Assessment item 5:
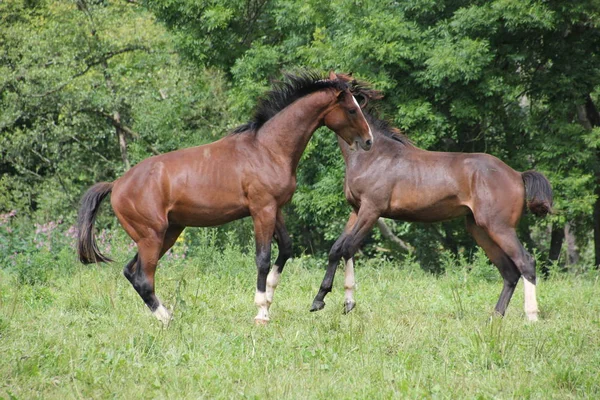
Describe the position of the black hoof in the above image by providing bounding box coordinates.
[343,300,356,314]
[310,300,326,312]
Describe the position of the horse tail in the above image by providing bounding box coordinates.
[77,182,114,264]
[521,170,553,217]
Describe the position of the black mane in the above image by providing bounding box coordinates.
[364,112,414,147]
[232,71,348,134]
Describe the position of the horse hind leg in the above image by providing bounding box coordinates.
[124,226,183,325]
[343,257,356,314]
[475,219,539,321]
[466,215,521,317]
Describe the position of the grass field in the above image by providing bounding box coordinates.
[1,241,599,399]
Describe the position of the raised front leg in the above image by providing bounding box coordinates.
[311,207,379,312]
[251,205,277,324]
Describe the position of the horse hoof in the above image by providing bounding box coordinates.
[310,300,325,312]
[254,317,270,326]
[153,304,172,326]
[343,300,356,314]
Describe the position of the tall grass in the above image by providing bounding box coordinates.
[1,233,599,399]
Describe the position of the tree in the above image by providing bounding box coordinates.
[0,0,230,222]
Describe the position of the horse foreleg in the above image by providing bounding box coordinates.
[251,205,277,324]
[266,210,292,305]
[311,207,378,313]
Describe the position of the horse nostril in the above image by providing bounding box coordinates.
[365,139,372,147]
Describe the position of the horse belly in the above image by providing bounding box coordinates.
[386,194,470,223]
[168,201,250,227]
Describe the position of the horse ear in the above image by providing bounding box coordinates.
[329,70,337,81]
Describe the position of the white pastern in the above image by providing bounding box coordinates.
[523,278,539,321]
[266,267,281,305]
[153,304,172,325]
[254,290,270,322]
[344,258,356,304]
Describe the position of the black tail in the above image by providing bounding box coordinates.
[521,171,553,217]
[77,182,114,264]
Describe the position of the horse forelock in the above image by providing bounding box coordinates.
[231,70,348,134]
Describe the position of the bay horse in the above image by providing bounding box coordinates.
[310,112,552,321]
[77,71,374,325]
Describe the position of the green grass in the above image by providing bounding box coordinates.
[1,245,599,399]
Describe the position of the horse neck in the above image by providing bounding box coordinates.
[255,90,336,172]
[337,129,411,166]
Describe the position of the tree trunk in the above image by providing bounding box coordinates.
[577,95,600,267]
[113,111,131,170]
[586,97,600,268]
[80,1,131,170]
[544,224,564,277]
[376,219,413,253]
[564,222,579,266]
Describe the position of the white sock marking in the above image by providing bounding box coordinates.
[523,278,539,321]
[153,304,171,325]
[266,267,281,304]
[344,258,356,304]
[254,290,270,322]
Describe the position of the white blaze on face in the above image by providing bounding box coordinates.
[254,290,270,322]
[153,304,172,325]
[523,278,539,321]
[266,267,281,305]
[344,258,356,304]
[352,96,373,141]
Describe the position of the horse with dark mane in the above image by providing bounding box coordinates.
[77,71,374,324]
[310,110,552,321]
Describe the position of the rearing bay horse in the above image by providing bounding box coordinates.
[77,71,373,324]
[310,112,552,321]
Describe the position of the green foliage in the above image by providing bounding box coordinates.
[4,0,600,268]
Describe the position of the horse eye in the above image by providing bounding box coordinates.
[348,108,357,115]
